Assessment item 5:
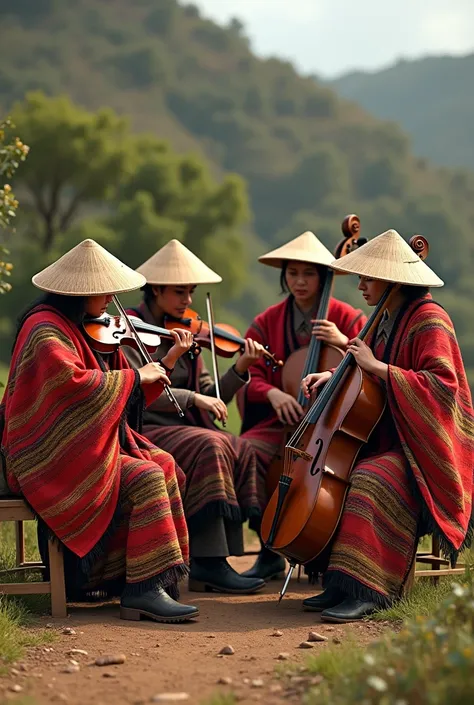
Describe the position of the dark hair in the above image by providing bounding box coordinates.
[142,284,166,305]
[400,285,430,301]
[13,293,87,353]
[280,260,328,295]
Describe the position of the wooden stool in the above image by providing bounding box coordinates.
[0,498,67,617]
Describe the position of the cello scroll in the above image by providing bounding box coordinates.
[334,214,367,260]
[408,234,429,261]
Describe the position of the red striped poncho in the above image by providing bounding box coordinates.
[1,305,179,559]
[376,296,474,554]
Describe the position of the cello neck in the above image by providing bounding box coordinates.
[297,270,334,405]
[294,284,396,432]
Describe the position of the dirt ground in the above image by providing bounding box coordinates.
[0,554,389,705]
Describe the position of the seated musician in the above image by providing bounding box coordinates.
[238,231,366,581]
[301,229,474,622]
[0,239,200,623]
[123,239,266,595]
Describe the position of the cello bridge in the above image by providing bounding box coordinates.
[286,446,313,462]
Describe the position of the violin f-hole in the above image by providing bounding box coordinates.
[309,438,324,476]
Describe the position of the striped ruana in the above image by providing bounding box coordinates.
[325,296,474,606]
[1,305,189,591]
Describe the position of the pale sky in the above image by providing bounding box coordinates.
[194,0,474,77]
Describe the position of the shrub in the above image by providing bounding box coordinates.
[306,577,474,704]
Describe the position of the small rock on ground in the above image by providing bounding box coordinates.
[216,677,233,685]
[271,630,283,637]
[151,694,190,703]
[298,641,314,649]
[218,645,235,655]
[94,654,126,666]
[277,653,290,660]
[62,628,76,635]
[308,631,328,643]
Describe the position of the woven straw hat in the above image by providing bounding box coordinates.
[258,231,334,269]
[330,229,444,287]
[32,239,146,295]
[136,239,222,285]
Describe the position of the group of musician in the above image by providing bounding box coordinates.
[1,218,472,624]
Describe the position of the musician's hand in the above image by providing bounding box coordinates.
[267,388,304,425]
[194,393,228,423]
[301,370,333,399]
[312,319,349,348]
[235,338,266,374]
[138,362,171,386]
[162,328,194,368]
[347,338,388,380]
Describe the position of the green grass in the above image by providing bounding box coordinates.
[373,551,474,623]
[0,597,55,672]
[304,637,365,680]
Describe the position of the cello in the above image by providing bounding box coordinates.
[265,214,366,495]
[261,235,430,598]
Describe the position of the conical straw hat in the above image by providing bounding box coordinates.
[136,239,222,285]
[329,229,444,287]
[258,231,334,269]
[32,239,146,296]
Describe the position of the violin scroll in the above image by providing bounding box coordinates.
[408,234,429,261]
[334,214,367,259]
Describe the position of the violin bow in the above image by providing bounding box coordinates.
[113,296,184,418]
[205,292,226,428]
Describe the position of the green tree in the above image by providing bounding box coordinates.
[0,118,29,293]
[10,92,131,252]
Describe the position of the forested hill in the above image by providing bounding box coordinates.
[330,54,474,171]
[1,0,474,372]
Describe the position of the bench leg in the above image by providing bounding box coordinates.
[15,521,25,566]
[47,539,67,618]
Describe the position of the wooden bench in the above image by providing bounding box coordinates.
[415,535,465,582]
[0,497,67,618]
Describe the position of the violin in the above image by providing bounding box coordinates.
[261,234,430,600]
[83,298,185,417]
[84,313,201,359]
[265,214,366,496]
[164,308,283,371]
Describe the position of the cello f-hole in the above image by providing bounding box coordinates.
[309,438,324,476]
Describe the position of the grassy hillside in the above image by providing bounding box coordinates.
[0,1,474,371]
[330,54,474,171]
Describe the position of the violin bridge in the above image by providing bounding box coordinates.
[286,446,313,462]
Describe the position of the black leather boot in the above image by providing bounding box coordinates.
[189,557,265,594]
[302,587,346,612]
[240,548,286,581]
[120,587,199,623]
[321,598,377,622]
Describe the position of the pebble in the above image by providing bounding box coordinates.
[271,630,283,637]
[151,694,190,703]
[269,684,283,694]
[69,659,79,666]
[10,669,20,676]
[62,665,80,674]
[325,626,335,632]
[18,664,28,672]
[218,645,235,655]
[251,679,264,688]
[277,652,290,660]
[298,641,314,649]
[206,634,216,639]
[102,672,117,679]
[9,685,23,693]
[242,678,250,685]
[67,649,88,657]
[308,631,328,643]
[62,627,76,635]
[332,638,342,645]
[217,677,233,685]
[94,654,126,666]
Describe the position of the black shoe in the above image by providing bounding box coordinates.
[321,598,377,623]
[302,587,346,612]
[120,587,199,623]
[189,558,265,594]
[240,549,286,581]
